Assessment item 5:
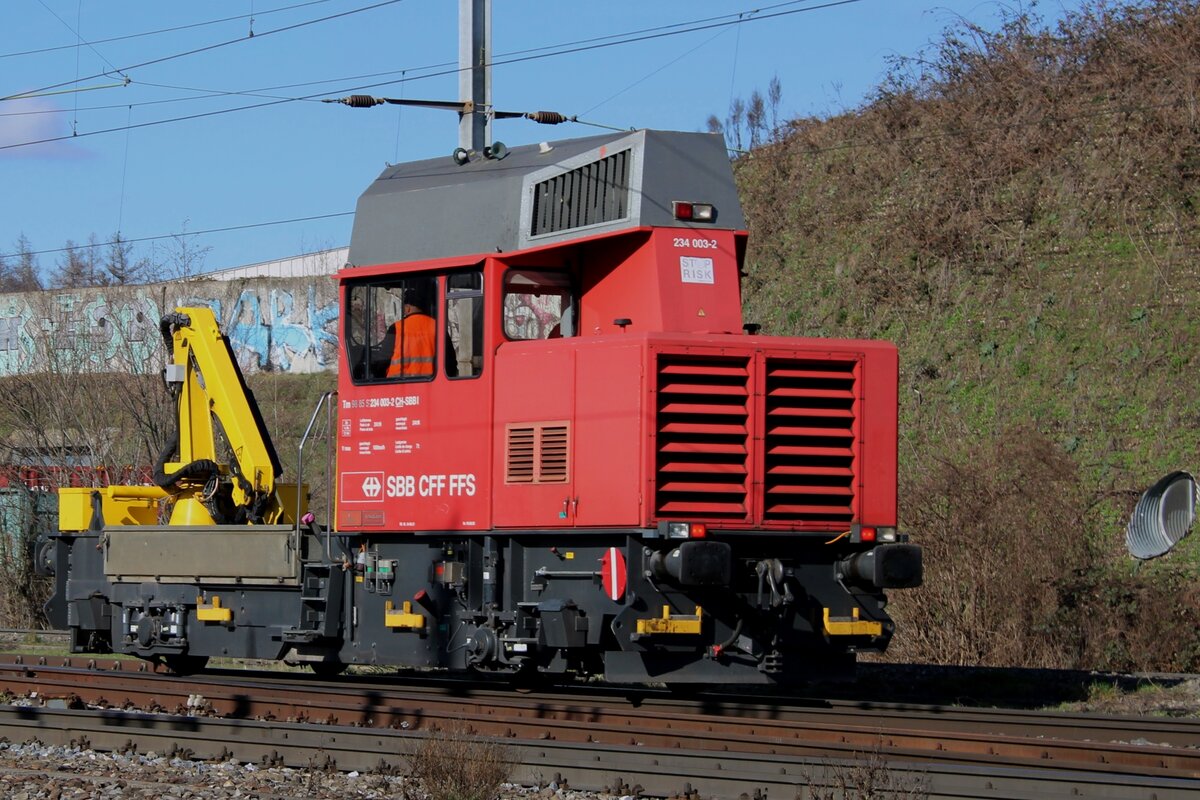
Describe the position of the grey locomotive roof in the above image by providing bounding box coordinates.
[347,129,745,268]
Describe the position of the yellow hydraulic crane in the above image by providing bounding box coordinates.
[156,307,285,525]
[59,307,301,531]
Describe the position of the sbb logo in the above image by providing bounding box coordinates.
[340,471,385,504]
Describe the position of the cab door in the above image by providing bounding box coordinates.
[337,267,491,532]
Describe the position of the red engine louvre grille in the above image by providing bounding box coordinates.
[505,423,570,484]
[763,356,859,525]
[653,354,751,520]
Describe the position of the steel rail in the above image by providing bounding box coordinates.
[3,654,1196,749]
[0,706,1196,800]
[0,659,1197,783]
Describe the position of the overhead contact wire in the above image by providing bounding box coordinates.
[1,0,408,102]
[0,0,335,60]
[0,211,355,260]
[0,0,862,147]
[0,1,845,119]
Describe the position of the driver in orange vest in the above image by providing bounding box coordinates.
[386,290,436,377]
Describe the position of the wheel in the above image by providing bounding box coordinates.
[310,660,347,678]
[161,655,209,675]
[34,538,56,577]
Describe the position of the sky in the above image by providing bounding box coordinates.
[0,0,1085,278]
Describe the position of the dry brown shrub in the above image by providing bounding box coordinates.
[886,427,1200,673]
[888,428,1094,667]
[405,723,513,800]
[1066,561,1200,673]
[802,740,929,800]
[0,367,172,628]
[738,0,1200,318]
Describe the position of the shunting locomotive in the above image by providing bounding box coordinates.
[38,128,921,683]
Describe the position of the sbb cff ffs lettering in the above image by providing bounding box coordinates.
[386,473,476,497]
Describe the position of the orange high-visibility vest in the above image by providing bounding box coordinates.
[387,312,436,377]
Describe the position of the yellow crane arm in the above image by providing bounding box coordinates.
[158,306,284,524]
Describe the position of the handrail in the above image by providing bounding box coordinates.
[296,390,338,562]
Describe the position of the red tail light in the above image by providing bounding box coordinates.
[860,526,877,543]
[689,523,708,539]
[672,201,715,222]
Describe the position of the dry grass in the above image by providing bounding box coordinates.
[1059,678,1200,716]
[802,741,929,800]
[739,0,1200,315]
[887,428,1200,671]
[404,723,513,800]
[888,429,1093,667]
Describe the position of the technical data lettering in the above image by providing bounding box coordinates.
[387,473,476,498]
[342,395,421,410]
[679,256,715,285]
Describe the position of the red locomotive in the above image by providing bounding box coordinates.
[41,129,920,683]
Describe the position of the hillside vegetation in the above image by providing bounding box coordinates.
[733,0,1200,670]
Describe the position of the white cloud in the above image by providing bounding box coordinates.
[0,97,89,158]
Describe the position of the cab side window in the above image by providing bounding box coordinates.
[502,269,575,340]
[346,276,438,382]
[446,271,484,379]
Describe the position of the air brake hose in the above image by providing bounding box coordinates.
[714,617,745,653]
[159,312,190,351]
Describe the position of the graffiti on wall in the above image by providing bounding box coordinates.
[0,278,339,377]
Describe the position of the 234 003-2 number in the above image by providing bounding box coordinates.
[673,237,718,250]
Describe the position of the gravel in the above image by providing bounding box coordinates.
[0,741,618,800]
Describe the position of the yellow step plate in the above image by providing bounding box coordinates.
[385,600,425,630]
[196,595,233,623]
[636,605,703,635]
[822,607,881,637]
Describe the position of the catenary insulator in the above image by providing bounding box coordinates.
[525,111,569,125]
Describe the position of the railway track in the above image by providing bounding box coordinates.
[0,655,1196,799]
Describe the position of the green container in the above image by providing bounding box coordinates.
[0,488,59,551]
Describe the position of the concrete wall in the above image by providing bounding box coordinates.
[0,276,339,377]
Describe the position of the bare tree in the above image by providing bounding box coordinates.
[104,233,152,285]
[52,235,105,288]
[767,74,782,131]
[50,233,156,288]
[747,89,766,149]
[727,96,746,151]
[710,76,784,153]
[155,221,212,281]
[0,235,43,293]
